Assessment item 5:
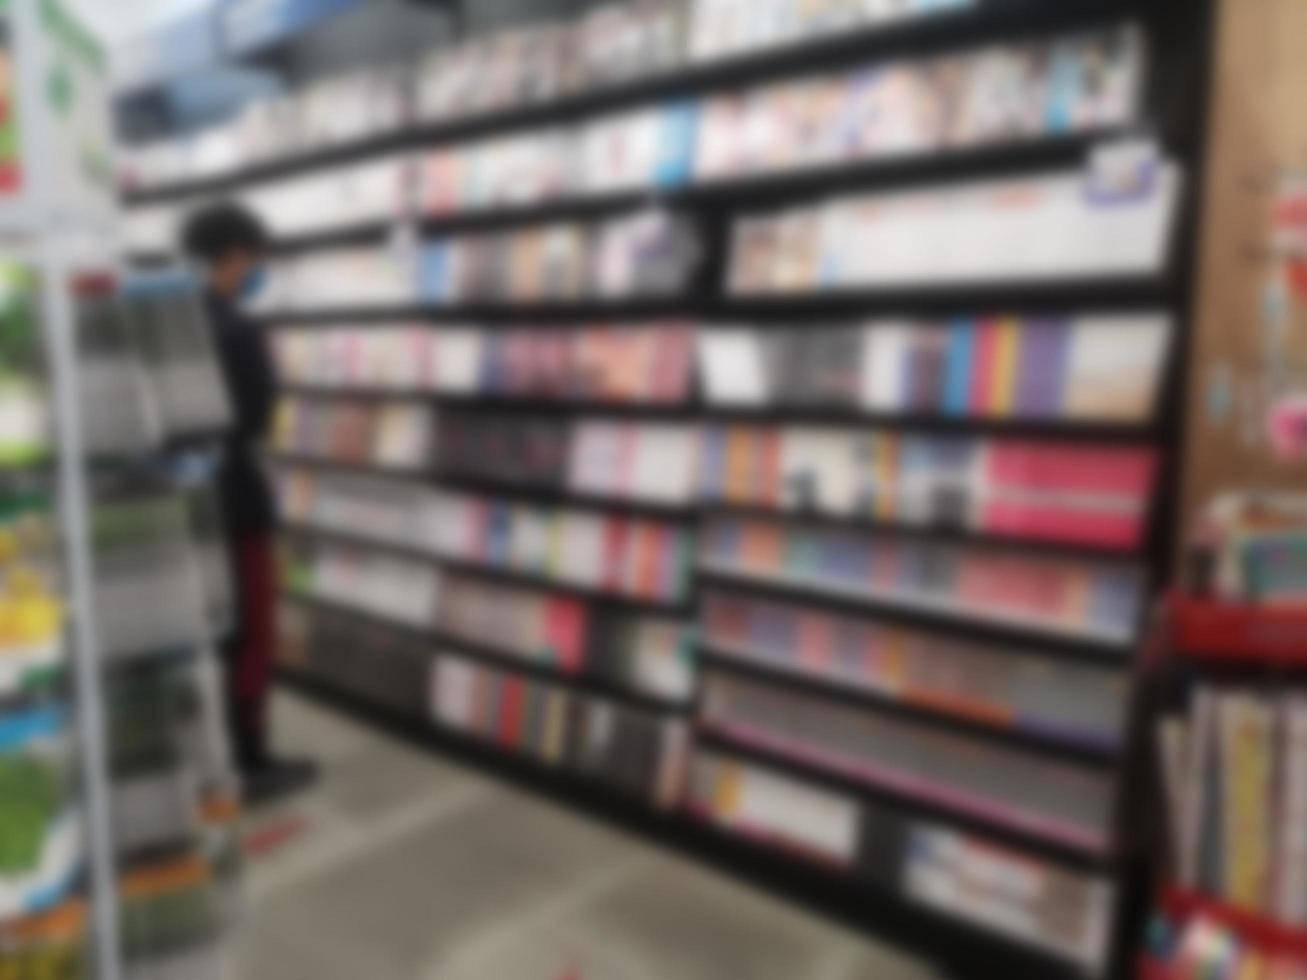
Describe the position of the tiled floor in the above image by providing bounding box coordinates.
[234,692,943,980]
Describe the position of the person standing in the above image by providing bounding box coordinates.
[182,203,315,805]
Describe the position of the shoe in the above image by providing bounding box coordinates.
[241,757,319,808]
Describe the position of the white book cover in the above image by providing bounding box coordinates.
[1218,692,1274,910]
[735,764,861,863]
[634,425,700,504]
[698,329,769,405]
[568,421,624,497]
[1064,315,1173,421]
[1278,697,1307,924]
[558,514,606,587]
[861,322,911,411]
[510,507,552,576]
[431,329,485,393]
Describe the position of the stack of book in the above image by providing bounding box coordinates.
[475,325,696,402]
[274,322,697,404]
[570,422,700,505]
[423,492,693,603]
[687,750,1113,970]
[686,0,971,63]
[1159,687,1307,922]
[430,651,689,806]
[420,210,701,304]
[437,412,571,489]
[699,515,1146,643]
[698,316,1172,422]
[728,165,1183,294]
[698,425,1158,549]
[423,102,697,214]
[261,248,418,313]
[701,589,1127,748]
[242,156,413,239]
[277,601,437,720]
[699,670,1114,849]
[272,396,434,471]
[695,25,1142,182]
[285,540,440,628]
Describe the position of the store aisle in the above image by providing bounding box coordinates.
[233,692,941,980]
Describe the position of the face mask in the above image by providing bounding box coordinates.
[240,265,268,301]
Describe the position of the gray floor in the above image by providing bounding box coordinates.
[235,692,943,980]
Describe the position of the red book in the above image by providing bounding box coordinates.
[544,599,589,673]
[797,611,832,671]
[499,677,526,748]
[757,427,783,508]
[969,319,1000,415]
[602,516,630,594]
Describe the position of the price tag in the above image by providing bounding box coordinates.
[1085,137,1160,204]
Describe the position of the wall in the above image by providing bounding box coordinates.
[1178,0,1307,546]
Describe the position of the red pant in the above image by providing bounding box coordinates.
[227,533,276,768]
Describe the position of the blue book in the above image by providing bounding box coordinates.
[655,101,699,189]
[699,425,727,501]
[942,319,976,416]
[418,242,451,302]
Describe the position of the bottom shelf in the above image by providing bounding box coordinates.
[277,661,1115,980]
[1143,886,1307,979]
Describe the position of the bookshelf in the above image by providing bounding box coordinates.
[1140,597,1307,978]
[119,0,1216,976]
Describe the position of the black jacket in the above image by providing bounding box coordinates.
[206,293,278,535]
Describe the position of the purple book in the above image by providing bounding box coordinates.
[1014,319,1071,419]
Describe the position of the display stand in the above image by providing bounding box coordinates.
[118,0,1217,976]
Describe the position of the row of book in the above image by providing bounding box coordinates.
[274,409,701,505]
[700,425,1158,550]
[282,540,696,705]
[699,516,1146,643]
[686,0,971,63]
[271,313,1170,425]
[126,19,1141,253]
[285,541,440,628]
[285,475,693,603]
[120,0,972,190]
[273,396,1160,548]
[418,24,1140,213]
[255,162,1181,312]
[1159,686,1307,922]
[257,211,703,311]
[272,397,433,471]
[700,671,1114,850]
[430,652,690,808]
[700,589,1127,748]
[274,323,696,405]
[688,750,1112,970]
[693,24,1141,182]
[698,316,1172,423]
[277,599,434,719]
[442,414,700,506]
[418,211,702,305]
[729,164,1183,294]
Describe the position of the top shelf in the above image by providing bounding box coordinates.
[1167,596,1307,667]
[119,0,1137,206]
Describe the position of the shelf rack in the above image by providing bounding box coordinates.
[121,0,1218,975]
